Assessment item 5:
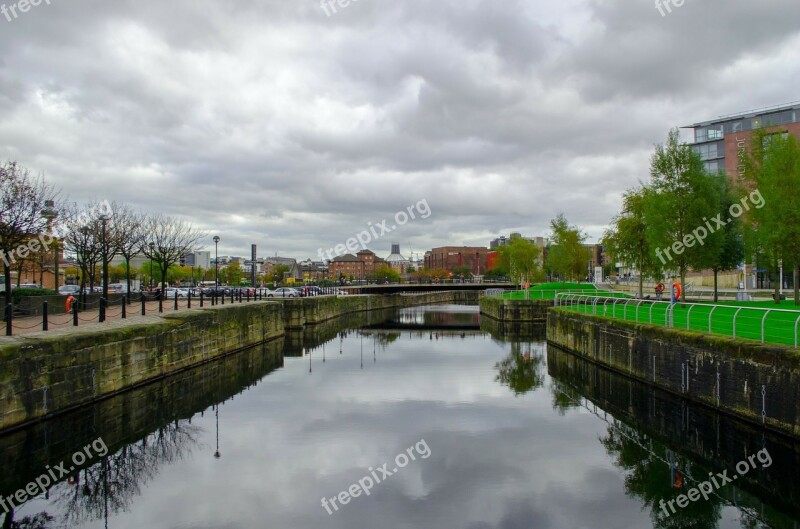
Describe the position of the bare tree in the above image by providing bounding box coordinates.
[61,203,103,305]
[139,215,205,289]
[110,204,144,296]
[0,162,59,308]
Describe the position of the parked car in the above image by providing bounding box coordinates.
[58,285,80,295]
[163,288,188,298]
[300,286,323,297]
[267,287,300,298]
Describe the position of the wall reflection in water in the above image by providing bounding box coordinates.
[548,344,800,529]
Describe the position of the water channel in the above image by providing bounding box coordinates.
[1,305,798,528]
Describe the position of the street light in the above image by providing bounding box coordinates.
[41,200,58,291]
[213,236,220,289]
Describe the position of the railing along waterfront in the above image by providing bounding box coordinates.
[555,293,800,348]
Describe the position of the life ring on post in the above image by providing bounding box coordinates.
[672,282,682,300]
[65,295,76,312]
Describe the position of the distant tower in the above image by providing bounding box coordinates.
[391,243,400,255]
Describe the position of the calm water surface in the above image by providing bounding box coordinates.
[2,305,798,529]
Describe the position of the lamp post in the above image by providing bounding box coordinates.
[149,243,155,288]
[213,236,220,289]
[41,200,58,291]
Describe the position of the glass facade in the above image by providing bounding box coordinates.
[689,104,800,176]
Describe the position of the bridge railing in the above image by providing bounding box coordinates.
[554,293,800,348]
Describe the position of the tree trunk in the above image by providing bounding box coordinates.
[125,257,132,298]
[680,268,686,302]
[773,263,780,304]
[3,267,12,313]
[638,250,644,299]
[713,269,718,303]
[794,266,799,306]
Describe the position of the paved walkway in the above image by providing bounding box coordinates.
[4,297,276,338]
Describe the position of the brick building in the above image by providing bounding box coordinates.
[424,247,488,275]
[329,254,365,280]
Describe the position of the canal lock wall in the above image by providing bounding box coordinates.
[0,291,477,433]
[547,308,800,438]
[479,296,552,323]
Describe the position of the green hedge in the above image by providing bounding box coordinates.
[11,288,56,304]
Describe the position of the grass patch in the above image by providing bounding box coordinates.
[561,297,800,347]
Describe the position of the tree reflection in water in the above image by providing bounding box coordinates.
[494,342,545,396]
[2,420,202,529]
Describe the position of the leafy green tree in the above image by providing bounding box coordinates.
[744,129,800,304]
[267,264,289,285]
[497,237,542,287]
[693,175,745,302]
[547,214,590,282]
[484,267,509,280]
[645,128,720,301]
[370,264,400,283]
[222,261,243,285]
[603,188,659,298]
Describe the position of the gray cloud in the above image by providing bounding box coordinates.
[1,0,798,258]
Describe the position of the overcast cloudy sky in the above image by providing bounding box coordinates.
[1,0,799,260]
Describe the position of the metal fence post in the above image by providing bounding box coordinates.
[73,299,78,326]
[5,304,11,336]
[42,300,48,331]
[200,291,204,307]
[188,293,191,309]
[141,296,146,316]
[99,297,106,323]
[122,296,127,319]
[174,291,178,311]
[732,308,743,339]
[795,314,800,347]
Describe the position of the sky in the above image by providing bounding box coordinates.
[1,0,799,261]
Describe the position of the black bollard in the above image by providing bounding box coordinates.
[42,300,48,331]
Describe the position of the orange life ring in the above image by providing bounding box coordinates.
[65,296,76,312]
[672,282,682,300]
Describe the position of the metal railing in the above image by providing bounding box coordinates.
[555,293,800,347]
[3,288,342,336]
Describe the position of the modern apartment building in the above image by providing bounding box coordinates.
[685,102,800,177]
